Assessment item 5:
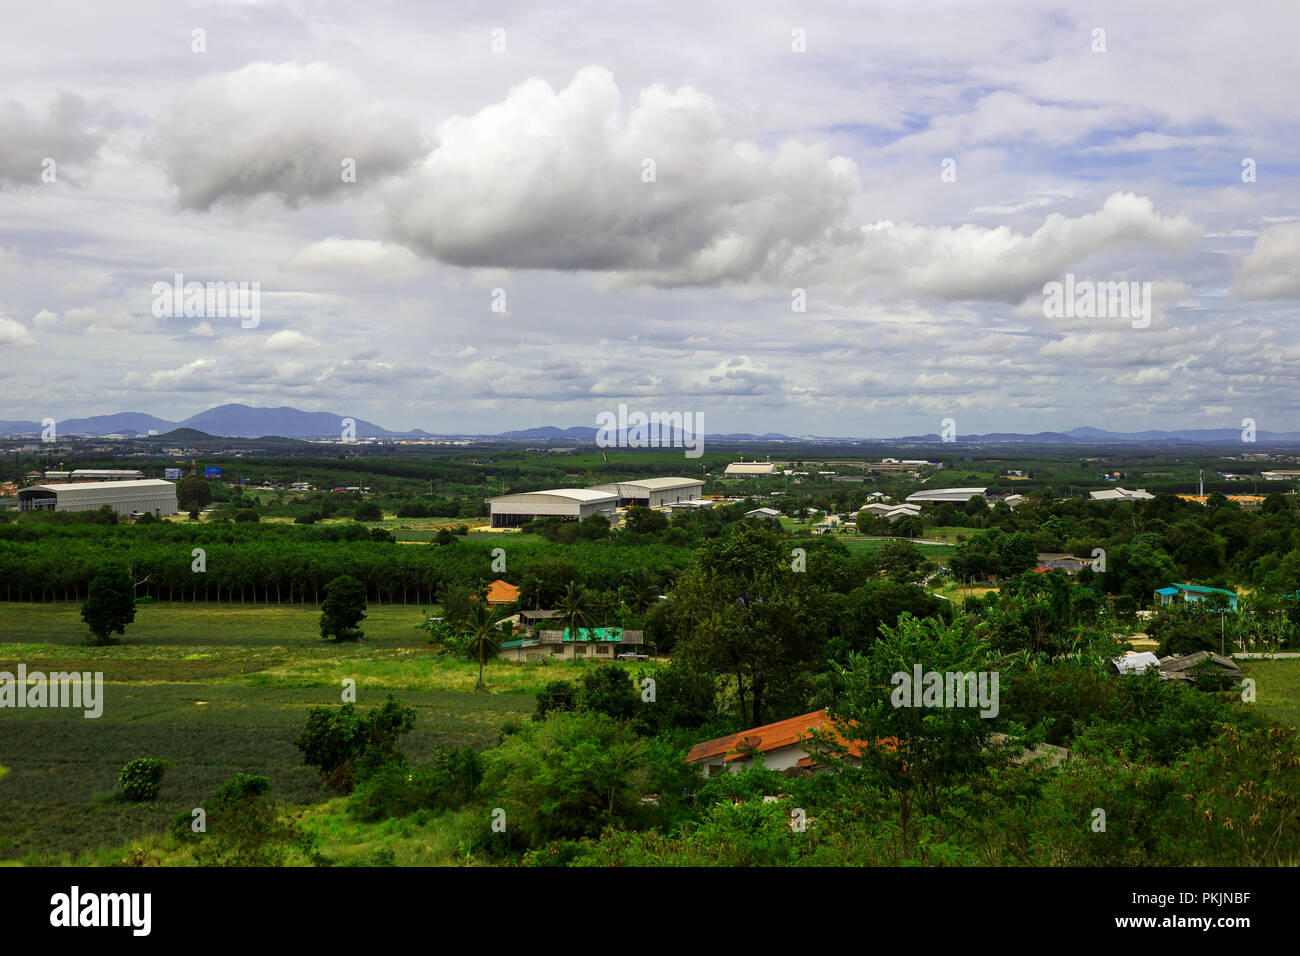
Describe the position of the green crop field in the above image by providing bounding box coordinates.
[0,602,656,864]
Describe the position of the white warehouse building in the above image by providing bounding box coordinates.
[905,487,988,504]
[17,479,178,516]
[586,477,704,508]
[487,488,618,528]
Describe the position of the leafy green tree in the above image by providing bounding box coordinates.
[579,666,639,721]
[533,680,577,721]
[623,506,668,535]
[478,711,649,846]
[354,501,382,521]
[293,694,416,793]
[822,614,1004,849]
[621,566,660,613]
[81,567,136,645]
[320,574,367,642]
[177,473,212,514]
[877,537,930,583]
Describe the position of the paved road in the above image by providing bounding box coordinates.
[1232,652,1300,659]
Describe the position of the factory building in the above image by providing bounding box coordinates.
[17,479,178,516]
[486,488,618,528]
[587,477,704,508]
[905,487,988,504]
[724,462,776,476]
[42,469,145,481]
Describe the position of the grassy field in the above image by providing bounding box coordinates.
[0,602,655,863]
[1241,658,1300,730]
[839,536,955,560]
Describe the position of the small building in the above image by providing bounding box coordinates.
[17,479,177,516]
[499,626,644,661]
[486,488,618,528]
[586,477,704,508]
[1154,583,1239,611]
[485,579,520,605]
[724,462,776,477]
[1036,553,1090,573]
[1158,651,1243,683]
[684,709,871,777]
[664,498,713,511]
[1111,651,1160,675]
[745,507,782,519]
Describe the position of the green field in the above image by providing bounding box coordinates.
[0,602,654,863]
[1241,658,1300,730]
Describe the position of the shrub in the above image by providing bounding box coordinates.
[294,694,416,793]
[533,680,576,721]
[119,758,167,802]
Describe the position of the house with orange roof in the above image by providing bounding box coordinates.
[485,579,520,605]
[685,709,877,777]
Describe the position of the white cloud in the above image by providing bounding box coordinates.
[152,62,425,209]
[1234,224,1300,299]
[285,238,421,277]
[0,315,34,346]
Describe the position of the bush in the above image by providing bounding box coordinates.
[293,694,416,793]
[119,758,167,802]
[533,680,576,721]
[233,509,259,522]
[183,774,317,867]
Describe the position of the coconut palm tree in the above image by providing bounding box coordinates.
[559,580,595,660]
[460,601,504,691]
[623,566,658,614]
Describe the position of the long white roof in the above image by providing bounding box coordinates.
[488,488,616,504]
[23,479,175,493]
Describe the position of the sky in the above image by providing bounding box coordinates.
[1,0,1298,438]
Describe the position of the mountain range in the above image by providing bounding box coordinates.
[2,405,1299,443]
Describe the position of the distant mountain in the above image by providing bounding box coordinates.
[498,425,599,440]
[0,404,432,439]
[0,411,173,436]
[153,428,215,441]
[4,406,1300,443]
[173,404,432,439]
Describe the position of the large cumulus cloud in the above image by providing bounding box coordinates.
[152,62,425,209]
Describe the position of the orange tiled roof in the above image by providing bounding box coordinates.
[685,709,868,764]
[485,579,520,604]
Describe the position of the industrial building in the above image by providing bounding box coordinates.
[905,487,987,504]
[724,462,776,476]
[587,477,704,507]
[17,479,177,516]
[486,488,618,528]
[42,469,144,481]
[1089,487,1155,501]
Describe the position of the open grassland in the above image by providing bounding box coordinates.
[0,602,653,863]
[1242,658,1300,730]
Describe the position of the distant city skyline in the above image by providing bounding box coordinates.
[2,2,1298,435]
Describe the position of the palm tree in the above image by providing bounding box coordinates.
[623,567,658,614]
[461,601,504,691]
[559,580,595,661]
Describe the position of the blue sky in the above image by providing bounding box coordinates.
[1,0,1298,437]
